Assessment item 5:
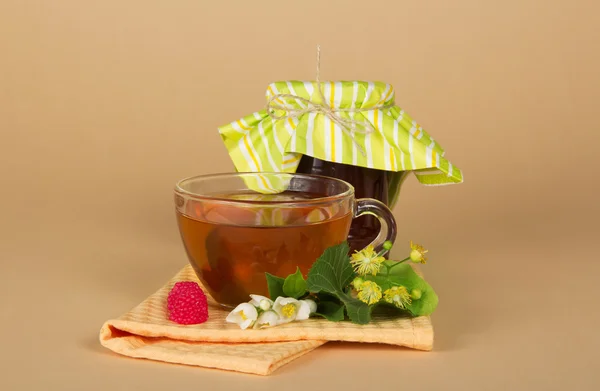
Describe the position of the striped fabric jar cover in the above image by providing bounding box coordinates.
[218,81,463,192]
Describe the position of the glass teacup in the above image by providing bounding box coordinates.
[174,172,396,307]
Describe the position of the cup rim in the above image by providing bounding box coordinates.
[174,172,355,206]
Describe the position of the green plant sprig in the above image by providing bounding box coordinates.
[263,240,438,325]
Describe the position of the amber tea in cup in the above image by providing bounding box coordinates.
[174,173,396,307]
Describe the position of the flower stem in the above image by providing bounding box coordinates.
[386,257,410,274]
[383,263,391,276]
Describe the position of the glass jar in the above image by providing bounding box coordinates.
[296,155,408,254]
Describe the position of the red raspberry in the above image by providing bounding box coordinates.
[167,281,209,325]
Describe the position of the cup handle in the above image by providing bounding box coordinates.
[355,198,397,252]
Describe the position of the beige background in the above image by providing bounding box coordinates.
[1,0,599,389]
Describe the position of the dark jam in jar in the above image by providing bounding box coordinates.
[296,155,405,254]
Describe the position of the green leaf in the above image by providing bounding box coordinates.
[365,263,438,316]
[306,242,372,324]
[265,272,285,300]
[282,267,307,299]
[306,241,354,295]
[316,291,340,302]
[340,295,372,324]
[314,301,345,321]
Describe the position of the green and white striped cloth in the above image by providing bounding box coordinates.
[218,81,462,192]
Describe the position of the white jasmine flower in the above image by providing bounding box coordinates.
[226,303,258,329]
[249,294,273,311]
[296,299,317,320]
[303,299,317,314]
[272,297,302,324]
[254,310,280,329]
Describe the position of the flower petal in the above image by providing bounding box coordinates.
[225,312,241,324]
[254,310,280,329]
[249,294,272,307]
[279,297,299,306]
[272,296,286,310]
[238,303,258,320]
[226,303,249,324]
[296,300,311,320]
[273,297,300,323]
[302,299,317,314]
[240,319,254,329]
[277,314,295,324]
[226,302,258,328]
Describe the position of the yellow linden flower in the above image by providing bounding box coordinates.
[357,281,382,305]
[410,241,428,264]
[383,286,412,309]
[352,277,365,290]
[350,245,385,276]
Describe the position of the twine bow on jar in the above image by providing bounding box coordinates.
[265,45,395,156]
